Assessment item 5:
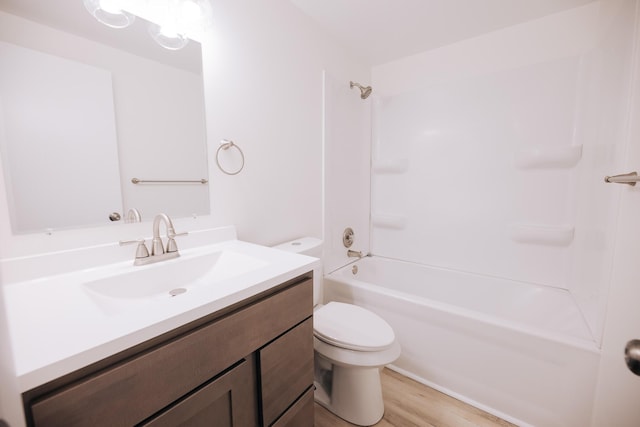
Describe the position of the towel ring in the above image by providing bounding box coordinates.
[216,139,245,175]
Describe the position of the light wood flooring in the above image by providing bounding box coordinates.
[314,368,516,427]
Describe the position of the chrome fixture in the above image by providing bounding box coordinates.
[120,213,187,265]
[216,139,245,175]
[131,178,208,184]
[604,171,639,186]
[119,238,150,264]
[343,227,355,248]
[151,213,185,256]
[625,339,640,376]
[126,208,142,223]
[350,81,373,99]
[347,249,364,258]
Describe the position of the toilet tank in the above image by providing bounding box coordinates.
[272,237,322,306]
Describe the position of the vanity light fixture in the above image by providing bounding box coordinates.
[148,22,189,50]
[83,0,212,51]
[83,0,135,29]
[147,0,212,50]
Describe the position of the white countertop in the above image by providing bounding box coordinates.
[1,228,319,392]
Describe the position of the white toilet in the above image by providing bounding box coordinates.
[274,238,401,426]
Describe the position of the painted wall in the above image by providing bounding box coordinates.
[202,0,369,247]
[322,72,371,274]
[370,1,635,346]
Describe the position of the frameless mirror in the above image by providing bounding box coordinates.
[0,0,209,234]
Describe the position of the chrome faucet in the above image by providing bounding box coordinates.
[119,213,187,266]
[347,249,364,258]
[151,213,183,256]
[125,208,142,223]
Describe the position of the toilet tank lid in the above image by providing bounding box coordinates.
[314,302,395,351]
[272,237,322,257]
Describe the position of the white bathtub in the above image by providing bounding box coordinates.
[323,256,600,427]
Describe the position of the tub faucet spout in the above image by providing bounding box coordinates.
[347,249,364,258]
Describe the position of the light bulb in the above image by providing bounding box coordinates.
[180,0,202,24]
[98,0,122,14]
[83,0,135,29]
[148,22,189,50]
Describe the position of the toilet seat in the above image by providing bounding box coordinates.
[314,302,395,352]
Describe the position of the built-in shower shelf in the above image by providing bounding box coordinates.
[372,158,409,174]
[372,214,407,230]
[508,223,574,246]
[515,145,582,169]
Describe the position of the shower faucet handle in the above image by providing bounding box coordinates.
[343,227,355,248]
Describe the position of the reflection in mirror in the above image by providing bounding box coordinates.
[0,0,209,234]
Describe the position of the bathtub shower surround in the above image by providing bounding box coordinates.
[370,0,633,350]
[322,1,638,426]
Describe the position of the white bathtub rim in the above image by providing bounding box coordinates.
[323,271,600,354]
[385,364,533,427]
[327,255,566,292]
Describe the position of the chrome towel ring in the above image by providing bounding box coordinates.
[216,139,245,175]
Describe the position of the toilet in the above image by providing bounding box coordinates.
[273,238,401,426]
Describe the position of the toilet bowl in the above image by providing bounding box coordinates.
[273,238,400,426]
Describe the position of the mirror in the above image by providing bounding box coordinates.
[0,0,209,234]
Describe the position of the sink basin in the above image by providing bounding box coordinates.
[83,249,268,314]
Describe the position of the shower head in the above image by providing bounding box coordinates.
[350,81,373,99]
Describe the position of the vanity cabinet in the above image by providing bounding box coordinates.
[23,274,314,427]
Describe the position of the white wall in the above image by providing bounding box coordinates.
[323,72,371,273]
[202,0,370,246]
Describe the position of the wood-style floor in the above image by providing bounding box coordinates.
[314,368,516,427]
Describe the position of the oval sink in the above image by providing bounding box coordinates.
[83,249,268,314]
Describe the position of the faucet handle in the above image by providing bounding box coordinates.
[119,238,150,259]
[168,231,189,238]
[166,231,188,253]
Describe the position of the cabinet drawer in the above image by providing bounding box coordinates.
[142,357,257,427]
[29,278,312,427]
[259,318,314,426]
[271,387,314,427]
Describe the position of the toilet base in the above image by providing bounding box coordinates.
[314,360,385,426]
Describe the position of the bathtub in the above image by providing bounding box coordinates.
[323,256,600,427]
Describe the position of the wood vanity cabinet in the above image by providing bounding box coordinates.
[22,274,315,427]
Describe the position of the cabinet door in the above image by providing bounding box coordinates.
[259,318,314,426]
[141,358,257,427]
[271,387,314,427]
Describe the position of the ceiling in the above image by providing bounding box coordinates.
[289,0,596,65]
